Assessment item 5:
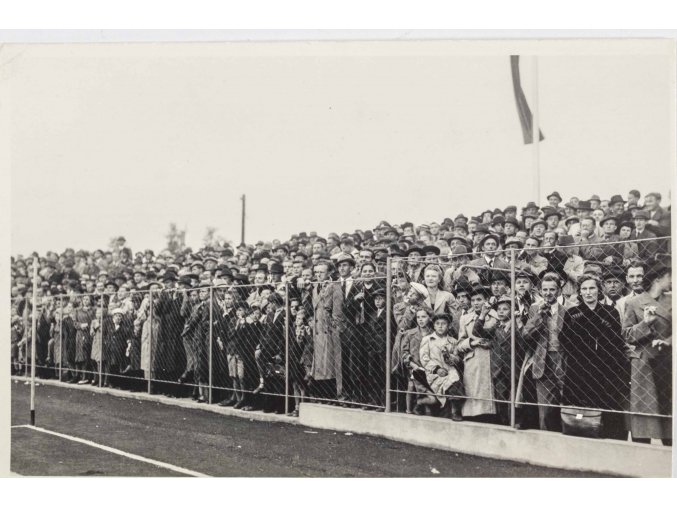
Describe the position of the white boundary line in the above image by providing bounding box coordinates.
[12,425,210,477]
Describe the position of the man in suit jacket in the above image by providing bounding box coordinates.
[253,292,286,395]
[468,234,510,286]
[521,273,568,431]
[335,253,360,402]
[630,210,660,262]
[622,258,672,444]
[642,192,671,238]
[616,260,645,324]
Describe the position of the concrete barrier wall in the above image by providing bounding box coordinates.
[299,404,672,478]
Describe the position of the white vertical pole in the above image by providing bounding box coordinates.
[532,56,541,205]
[385,257,392,413]
[148,289,153,395]
[30,256,38,425]
[99,295,103,388]
[284,282,290,415]
[509,249,516,429]
[208,287,213,405]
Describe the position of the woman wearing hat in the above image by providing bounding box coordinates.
[419,313,464,420]
[559,274,630,439]
[102,308,133,388]
[134,283,163,387]
[73,294,96,384]
[456,284,499,421]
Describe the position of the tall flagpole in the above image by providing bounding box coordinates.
[240,194,246,246]
[531,56,541,205]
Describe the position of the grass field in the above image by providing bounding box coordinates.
[10,380,610,477]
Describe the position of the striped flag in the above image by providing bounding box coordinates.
[510,55,544,144]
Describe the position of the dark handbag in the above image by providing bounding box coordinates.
[561,407,603,438]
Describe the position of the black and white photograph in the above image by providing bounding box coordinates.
[2,31,675,480]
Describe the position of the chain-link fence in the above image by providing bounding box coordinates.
[10,236,672,442]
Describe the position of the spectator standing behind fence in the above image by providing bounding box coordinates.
[335,253,360,405]
[521,273,568,432]
[456,285,498,422]
[616,260,646,324]
[622,257,672,446]
[471,295,520,426]
[419,313,464,421]
[103,308,131,388]
[288,308,313,417]
[398,308,432,415]
[90,305,103,385]
[559,274,630,440]
[73,295,96,384]
[309,261,343,402]
[363,288,388,410]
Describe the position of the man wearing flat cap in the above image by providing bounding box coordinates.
[334,253,360,402]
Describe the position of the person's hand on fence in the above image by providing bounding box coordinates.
[643,306,658,325]
[651,339,669,351]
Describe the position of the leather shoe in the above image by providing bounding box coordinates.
[416,395,438,406]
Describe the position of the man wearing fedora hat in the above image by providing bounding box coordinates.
[468,234,510,286]
[608,194,626,216]
[546,191,563,209]
[630,210,659,262]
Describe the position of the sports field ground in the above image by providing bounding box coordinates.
[10,381,610,477]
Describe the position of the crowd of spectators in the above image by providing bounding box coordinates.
[10,189,672,443]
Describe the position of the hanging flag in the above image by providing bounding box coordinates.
[510,55,544,144]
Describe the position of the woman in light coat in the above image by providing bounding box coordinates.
[456,285,498,420]
[134,284,162,381]
[419,313,464,420]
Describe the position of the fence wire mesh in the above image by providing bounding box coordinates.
[10,236,672,442]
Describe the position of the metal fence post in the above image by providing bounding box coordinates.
[148,289,153,395]
[284,281,290,415]
[23,302,29,377]
[58,295,64,382]
[385,257,392,413]
[30,256,38,425]
[208,286,213,405]
[99,295,104,388]
[509,249,517,429]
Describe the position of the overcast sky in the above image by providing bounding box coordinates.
[6,40,674,255]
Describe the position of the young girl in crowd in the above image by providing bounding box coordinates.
[419,313,464,421]
[289,308,313,417]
